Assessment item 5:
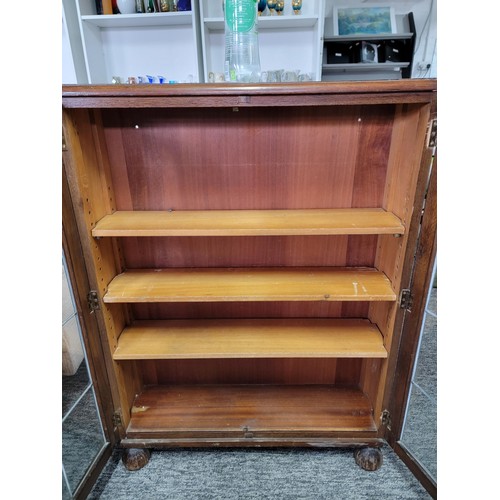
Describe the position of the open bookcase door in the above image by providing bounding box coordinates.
[384,150,437,499]
[63,160,119,499]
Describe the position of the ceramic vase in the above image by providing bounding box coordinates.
[117,0,136,14]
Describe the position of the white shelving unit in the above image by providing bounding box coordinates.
[69,0,203,84]
[198,0,326,82]
[64,0,325,84]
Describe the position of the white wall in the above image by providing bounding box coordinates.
[62,10,78,84]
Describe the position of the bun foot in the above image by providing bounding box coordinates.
[354,447,383,471]
[122,448,151,471]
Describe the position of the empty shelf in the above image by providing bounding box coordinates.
[113,318,387,360]
[127,384,377,439]
[92,209,404,237]
[103,267,396,303]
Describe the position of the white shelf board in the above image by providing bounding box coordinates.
[322,62,410,72]
[204,15,319,30]
[325,33,413,42]
[82,12,193,28]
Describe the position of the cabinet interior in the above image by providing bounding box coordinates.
[63,87,432,446]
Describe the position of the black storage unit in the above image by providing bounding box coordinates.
[322,12,416,81]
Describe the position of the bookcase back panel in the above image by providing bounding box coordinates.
[140,358,362,386]
[119,235,378,269]
[101,105,395,211]
[131,301,371,320]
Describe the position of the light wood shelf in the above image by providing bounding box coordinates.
[127,384,377,438]
[113,318,387,360]
[103,267,396,303]
[92,208,404,237]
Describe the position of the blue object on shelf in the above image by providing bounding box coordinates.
[177,0,191,10]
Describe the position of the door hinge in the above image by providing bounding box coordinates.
[380,409,392,431]
[399,289,413,312]
[62,130,67,151]
[112,410,122,428]
[426,119,437,148]
[87,290,100,313]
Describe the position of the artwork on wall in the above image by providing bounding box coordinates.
[333,5,396,36]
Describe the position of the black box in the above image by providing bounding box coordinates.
[383,44,401,62]
[326,42,352,64]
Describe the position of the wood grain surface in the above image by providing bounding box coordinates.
[92,209,404,237]
[113,318,387,359]
[127,384,377,437]
[103,267,396,303]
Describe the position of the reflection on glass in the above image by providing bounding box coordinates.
[62,473,72,500]
[401,264,437,481]
[62,317,91,417]
[413,314,437,400]
[63,389,106,493]
[401,385,437,478]
[62,253,106,497]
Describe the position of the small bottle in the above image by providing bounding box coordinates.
[224,0,261,83]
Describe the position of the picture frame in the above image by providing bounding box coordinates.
[333,5,397,36]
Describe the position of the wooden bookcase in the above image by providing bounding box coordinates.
[62,80,436,468]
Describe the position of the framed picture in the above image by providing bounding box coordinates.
[333,5,396,36]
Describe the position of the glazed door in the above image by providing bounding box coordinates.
[62,162,118,499]
[386,152,437,498]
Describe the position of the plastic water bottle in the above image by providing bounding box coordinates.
[224,0,261,83]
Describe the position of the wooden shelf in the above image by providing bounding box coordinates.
[127,384,377,438]
[103,267,396,303]
[113,318,387,360]
[92,209,404,237]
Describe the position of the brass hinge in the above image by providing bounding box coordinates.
[112,410,122,428]
[399,289,413,312]
[87,290,100,313]
[62,130,67,151]
[380,409,392,431]
[426,119,437,148]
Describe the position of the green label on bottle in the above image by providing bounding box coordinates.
[225,0,257,33]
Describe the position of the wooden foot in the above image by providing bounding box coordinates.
[122,448,151,471]
[354,447,383,471]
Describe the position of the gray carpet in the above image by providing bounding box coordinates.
[88,446,431,499]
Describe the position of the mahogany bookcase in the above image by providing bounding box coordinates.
[62,80,436,473]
